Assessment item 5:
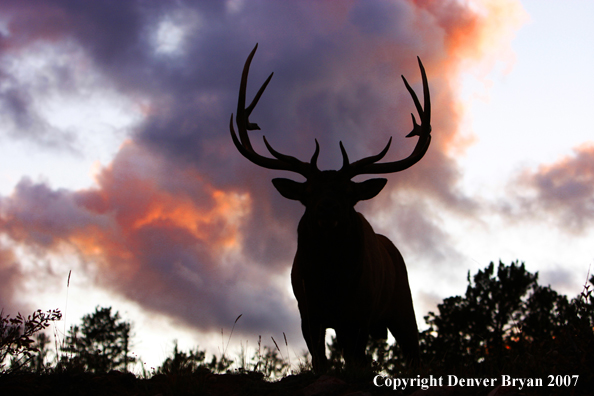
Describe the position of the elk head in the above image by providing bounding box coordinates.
[229,44,431,215]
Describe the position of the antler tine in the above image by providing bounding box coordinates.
[339,142,350,170]
[420,56,430,127]
[402,57,430,138]
[264,137,320,173]
[237,44,272,148]
[340,138,392,175]
[341,57,432,177]
[230,44,317,177]
[310,139,320,170]
[243,73,273,130]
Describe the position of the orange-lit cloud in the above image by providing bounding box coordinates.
[0,142,282,333]
[406,0,528,155]
[415,0,527,65]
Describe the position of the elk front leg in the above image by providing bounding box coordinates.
[301,316,328,373]
[336,324,369,370]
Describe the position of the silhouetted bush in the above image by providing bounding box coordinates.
[157,338,291,378]
[0,309,61,373]
[157,340,208,375]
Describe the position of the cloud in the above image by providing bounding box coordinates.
[0,0,528,339]
[0,141,301,337]
[504,143,594,234]
[0,245,25,313]
[0,61,79,149]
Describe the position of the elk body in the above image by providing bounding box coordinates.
[230,45,431,372]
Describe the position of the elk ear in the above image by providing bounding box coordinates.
[272,178,305,201]
[353,178,387,202]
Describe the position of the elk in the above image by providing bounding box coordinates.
[229,44,431,372]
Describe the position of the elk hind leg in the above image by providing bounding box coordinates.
[387,312,420,366]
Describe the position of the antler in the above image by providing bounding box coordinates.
[339,57,431,177]
[230,44,319,178]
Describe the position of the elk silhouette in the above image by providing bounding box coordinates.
[229,44,431,372]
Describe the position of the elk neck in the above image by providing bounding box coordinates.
[296,204,365,264]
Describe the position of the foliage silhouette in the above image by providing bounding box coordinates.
[25,332,51,372]
[252,345,289,378]
[157,339,290,378]
[0,309,61,373]
[59,306,135,373]
[2,261,593,395]
[418,260,593,382]
[421,261,539,366]
[157,340,208,375]
[156,340,234,375]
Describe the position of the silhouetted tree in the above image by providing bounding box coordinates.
[421,261,540,366]
[157,340,207,375]
[60,306,135,373]
[419,260,594,374]
[572,273,594,330]
[521,284,572,341]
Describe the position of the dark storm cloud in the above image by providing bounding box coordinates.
[0,0,522,339]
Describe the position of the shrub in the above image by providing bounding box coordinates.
[0,308,62,373]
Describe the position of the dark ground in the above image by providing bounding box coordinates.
[1,369,590,396]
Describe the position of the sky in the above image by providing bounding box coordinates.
[1,0,593,369]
